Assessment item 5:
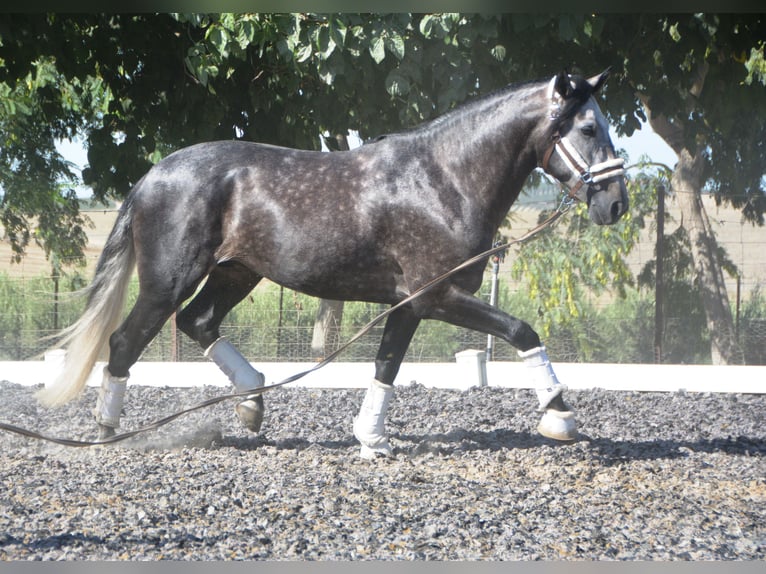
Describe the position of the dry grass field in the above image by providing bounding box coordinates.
[0,207,118,278]
[1,195,764,302]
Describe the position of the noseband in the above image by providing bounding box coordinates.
[541,75,625,202]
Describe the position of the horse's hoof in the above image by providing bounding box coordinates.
[235,395,264,433]
[358,441,393,460]
[98,424,116,441]
[537,409,577,442]
[353,417,393,460]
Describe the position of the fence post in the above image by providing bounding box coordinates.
[455,349,488,389]
[654,184,665,364]
[485,242,506,362]
[170,312,178,362]
[486,257,500,362]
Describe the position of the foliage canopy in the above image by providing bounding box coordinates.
[0,13,763,348]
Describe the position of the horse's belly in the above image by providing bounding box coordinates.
[267,260,404,304]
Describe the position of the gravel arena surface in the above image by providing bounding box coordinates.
[0,379,763,561]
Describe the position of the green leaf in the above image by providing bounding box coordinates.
[669,22,681,42]
[276,38,293,62]
[196,67,208,87]
[369,36,385,64]
[237,19,256,51]
[206,25,230,58]
[385,69,410,96]
[296,44,312,63]
[330,18,347,47]
[318,60,336,85]
[314,25,335,60]
[439,14,458,36]
[419,15,436,38]
[385,33,405,61]
[587,17,605,40]
[490,44,506,62]
[745,43,766,86]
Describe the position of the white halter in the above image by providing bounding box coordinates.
[543,75,625,197]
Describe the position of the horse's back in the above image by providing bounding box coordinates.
[125,141,391,295]
[124,137,482,303]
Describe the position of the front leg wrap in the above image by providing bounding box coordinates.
[518,345,566,410]
[518,345,577,441]
[353,379,394,459]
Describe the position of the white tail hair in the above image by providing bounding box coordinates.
[36,199,136,407]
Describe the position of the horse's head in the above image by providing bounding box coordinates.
[539,69,628,225]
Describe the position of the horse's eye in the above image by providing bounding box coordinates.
[581,124,596,137]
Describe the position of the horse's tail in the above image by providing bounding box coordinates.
[35,196,137,407]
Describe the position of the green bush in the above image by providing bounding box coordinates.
[740,285,766,365]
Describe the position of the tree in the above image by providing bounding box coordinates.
[510,161,659,343]
[0,52,91,267]
[2,13,763,364]
[447,13,763,364]
[567,13,765,364]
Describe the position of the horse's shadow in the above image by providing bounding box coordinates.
[391,428,765,463]
[214,427,765,463]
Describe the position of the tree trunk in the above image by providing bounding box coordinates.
[311,299,345,358]
[641,90,744,365]
[310,133,350,359]
[671,150,743,364]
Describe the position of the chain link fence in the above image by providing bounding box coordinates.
[3,194,764,366]
[2,281,765,365]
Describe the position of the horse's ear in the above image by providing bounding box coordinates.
[586,67,612,94]
[553,70,572,99]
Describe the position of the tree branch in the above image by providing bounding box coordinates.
[636,92,685,155]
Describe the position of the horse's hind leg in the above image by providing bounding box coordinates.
[97,289,191,437]
[176,261,266,432]
[353,305,420,459]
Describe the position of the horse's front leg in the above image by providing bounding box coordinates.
[354,305,421,459]
[421,285,577,441]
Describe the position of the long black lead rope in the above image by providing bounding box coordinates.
[0,208,566,448]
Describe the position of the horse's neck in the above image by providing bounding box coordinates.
[431,86,546,223]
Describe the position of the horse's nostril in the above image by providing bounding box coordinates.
[611,201,623,221]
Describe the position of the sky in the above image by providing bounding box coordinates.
[56,123,677,199]
[616,124,676,168]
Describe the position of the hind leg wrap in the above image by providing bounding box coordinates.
[204,337,265,391]
[205,337,265,432]
[94,366,128,429]
[518,346,577,441]
[353,379,394,459]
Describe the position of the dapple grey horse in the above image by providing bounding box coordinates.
[38,70,628,458]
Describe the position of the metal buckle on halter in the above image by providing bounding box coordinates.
[558,190,577,213]
[580,171,593,185]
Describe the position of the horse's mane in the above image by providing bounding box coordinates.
[365,74,593,145]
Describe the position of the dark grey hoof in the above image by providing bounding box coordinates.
[98,424,116,441]
[235,395,265,433]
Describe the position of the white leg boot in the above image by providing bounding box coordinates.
[205,337,266,432]
[93,366,128,437]
[518,346,577,441]
[353,379,394,459]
